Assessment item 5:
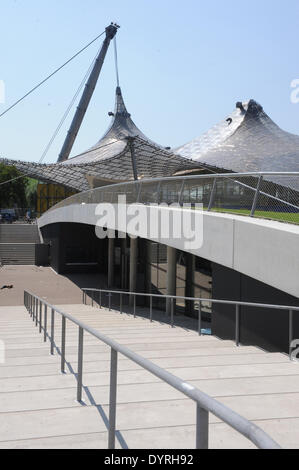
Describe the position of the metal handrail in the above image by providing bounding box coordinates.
[24,290,280,450]
[48,171,299,198]
[51,171,299,197]
[44,171,299,226]
[82,287,299,311]
[82,288,298,354]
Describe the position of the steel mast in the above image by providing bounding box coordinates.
[57,23,119,163]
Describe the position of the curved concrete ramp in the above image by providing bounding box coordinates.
[39,204,299,298]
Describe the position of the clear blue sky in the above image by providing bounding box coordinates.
[1,0,299,163]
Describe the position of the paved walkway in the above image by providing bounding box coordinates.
[0,266,107,306]
[0,302,299,449]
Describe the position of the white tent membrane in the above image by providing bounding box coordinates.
[174,100,299,190]
[1,87,198,191]
[2,94,299,193]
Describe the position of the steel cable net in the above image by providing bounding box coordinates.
[254,175,299,224]
[210,176,260,213]
[139,182,162,204]
[201,175,299,224]
[48,173,299,229]
[1,82,197,191]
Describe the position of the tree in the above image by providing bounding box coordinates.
[0,164,30,209]
[25,178,38,210]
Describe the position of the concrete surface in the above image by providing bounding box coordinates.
[0,302,298,449]
[38,203,299,297]
[0,266,107,306]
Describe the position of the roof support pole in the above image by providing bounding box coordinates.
[57,24,119,163]
[128,137,138,181]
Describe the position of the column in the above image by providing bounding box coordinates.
[185,253,195,316]
[144,240,152,305]
[120,237,127,290]
[129,237,138,306]
[166,246,177,315]
[107,238,115,289]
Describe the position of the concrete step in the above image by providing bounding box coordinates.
[0,243,48,266]
[1,418,299,450]
[0,244,36,265]
[0,396,299,449]
[0,225,40,244]
[0,303,296,449]
[0,225,43,265]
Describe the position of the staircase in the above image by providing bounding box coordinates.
[0,225,40,244]
[0,301,293,448]
[0,225,47,266]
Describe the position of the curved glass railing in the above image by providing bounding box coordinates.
[47,172,299,225]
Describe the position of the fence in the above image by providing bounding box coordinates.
[24,289,281,449]
[47,172,299,225]
[82,288,299,356]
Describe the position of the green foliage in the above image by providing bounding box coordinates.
[25,178,38,210]
[0,164,37,209]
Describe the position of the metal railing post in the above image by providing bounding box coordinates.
[178,180,185,206]
[150,296,153,322]
[32,297,35,322]
[108,293,112,312]
[108,348,118,449]
[137,182,143,203]
[196,404,209,449]
[91,291,94,307]
[289,310,294,358]
[198,301,202,336]
[99,291,102,309]
[50,309,55,355]
[208,178,217,211]
[120,293,123,315]
[36,298,38,323]
[33,298,35,323]
[250,176,263,217]
[39,301,42,333]
[35,300,38,327]
[171,298,174,328]
[235,304,240,347]
[77,327,84,402]
[44,305,48,343]
[156,181,162,205]
[61,316,66,374]
[134,295,136,318]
